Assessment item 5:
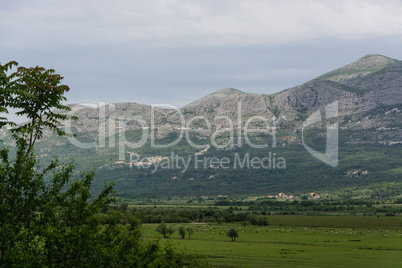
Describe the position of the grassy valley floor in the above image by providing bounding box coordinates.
[142,217,402,267]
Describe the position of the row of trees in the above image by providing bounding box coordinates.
[130,206,270,225]
[155,222,238,242]
[0,62,208,267]
[215,200,402,214]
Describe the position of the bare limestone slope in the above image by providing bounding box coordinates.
[2,55,401,146]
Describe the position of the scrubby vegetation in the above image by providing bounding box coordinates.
[0,62,208,267]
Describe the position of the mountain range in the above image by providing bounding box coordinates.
[1,54,401,198]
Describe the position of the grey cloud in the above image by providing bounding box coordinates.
[1,0,402,114]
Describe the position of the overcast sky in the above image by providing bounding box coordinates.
[2,0,402,113]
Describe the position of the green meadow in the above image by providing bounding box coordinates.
[142,216,402,267]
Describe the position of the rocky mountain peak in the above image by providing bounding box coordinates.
[316,54,399,84]
[183,88,245,110]
[209,88,245,97]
